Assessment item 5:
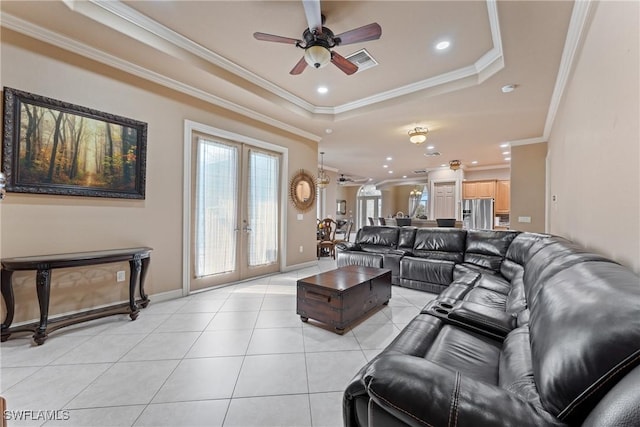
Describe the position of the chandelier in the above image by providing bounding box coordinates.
[449,160,462,171]
[317,151,330,189]
[408,127,429,144]
[409,187,423,199]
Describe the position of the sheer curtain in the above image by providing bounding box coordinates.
[195,138,238,277]
[248,150,279,266]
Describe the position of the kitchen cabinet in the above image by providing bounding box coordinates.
[495,180,510,213]
[463,180,495,199]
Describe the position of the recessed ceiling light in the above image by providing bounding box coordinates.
[435,40,451,50]
[325,128,333,134]
[402,175,407,178]
[426,145,435,150]
[383,164,388,168]
[317,86,328,94]
[388,170,393,174]
[502,151,510,155]
[471,161,478,164]
[501,84,516,93]
[440,164,447,167]
[500,143,510,148]
[505,157,511,161]
[386,156,392,161]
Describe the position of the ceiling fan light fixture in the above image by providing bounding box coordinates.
[305,45,331,68]
[408,127,429,144]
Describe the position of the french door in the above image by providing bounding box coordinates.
[358,196,382,229]
[190,134,281,291]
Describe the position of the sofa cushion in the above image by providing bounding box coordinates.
[400,257,454,286]
[397,227,417,251]
[500,232,550,280]
[499,326,541,405]
[410,228,466,263]
[336,252,383,269]
[463,230,519,272]
[529,261,640,424]
[356,226,400,254]
[523,237,613,307]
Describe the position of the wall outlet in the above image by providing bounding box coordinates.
[299,245,304,253]
[518,216,532,223]
[116,271,126,282]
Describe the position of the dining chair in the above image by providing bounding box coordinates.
[317,218,337,259]
[334,219,353,244]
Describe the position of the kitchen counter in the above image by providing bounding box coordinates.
[385,218,463,228]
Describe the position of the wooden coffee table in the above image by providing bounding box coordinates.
[296,265,391,334]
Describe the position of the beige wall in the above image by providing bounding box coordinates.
[547,2,639,273]
[510,143,547,233]
[1,30,318,323]
[335,185,357,222]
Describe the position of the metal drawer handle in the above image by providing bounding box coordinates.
[306,290,331,303]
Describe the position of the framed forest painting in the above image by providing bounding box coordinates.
[2,87,147,199]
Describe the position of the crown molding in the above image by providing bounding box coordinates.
[326,0,503,115]
[463,164,510,172]
[1,12,322,143]
[498,1,593,151]
[61,0,503,118]
[542,0,595,140]
[61,0,317,114]
[507,136,547,146]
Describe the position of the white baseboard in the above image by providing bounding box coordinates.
[282,260,318,272]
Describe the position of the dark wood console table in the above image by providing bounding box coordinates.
[1,247,152,345]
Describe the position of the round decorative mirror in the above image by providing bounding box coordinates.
[289,169,316,212]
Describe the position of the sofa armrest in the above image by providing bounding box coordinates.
[448,301,517,337]
[363,354,563,427]
[336,242,360,251]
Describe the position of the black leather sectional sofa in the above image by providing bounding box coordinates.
[337,226,640,427]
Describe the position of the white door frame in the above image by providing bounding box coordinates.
[183,120,289,296]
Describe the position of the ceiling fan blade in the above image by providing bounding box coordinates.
[290,56,308,75]
[331,51,358,75]
[253,32,300,44]
[335,23,382,45]
[302,0,322,33]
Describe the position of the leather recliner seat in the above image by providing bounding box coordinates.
[344,256,640,427]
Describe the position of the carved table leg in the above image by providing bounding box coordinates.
[1,270,15,342]
[128,256,141,320]
[34,266,52,345]
[139,256,151,308]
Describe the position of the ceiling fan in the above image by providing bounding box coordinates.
[253,0,382,75]
[338,174,368,185]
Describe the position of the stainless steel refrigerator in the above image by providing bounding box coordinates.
[462,199,494,230]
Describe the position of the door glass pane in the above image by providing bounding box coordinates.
[195,139,238,277]
[248,150,279,266]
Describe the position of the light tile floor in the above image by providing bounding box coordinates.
[0,259,436,427]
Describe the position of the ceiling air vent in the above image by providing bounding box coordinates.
[345,49,378,73]
[424,152,441,157]
[413,169,427,174]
